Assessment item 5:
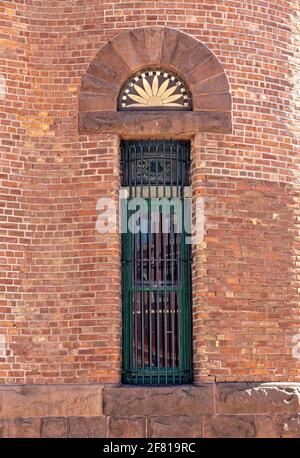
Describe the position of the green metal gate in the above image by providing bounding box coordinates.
[121,140,192,385]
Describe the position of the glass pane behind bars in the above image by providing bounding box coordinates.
[134,212,180,286]
[122,140,192,385]
[134,291,179,368]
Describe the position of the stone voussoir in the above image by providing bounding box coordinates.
[160,27,181,66]
[174,42,212,77]
[110,28,149,72]
[95,42,131,80]
[193,93,231,111]
[186,55,224,86]
[86,56,124,87]
[79,93,116,112]
[191,73,229,95]
[80,73,120,95]
[144,27,165,65]
[166,32,199,73]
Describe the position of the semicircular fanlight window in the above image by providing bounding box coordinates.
[118,69,192,111]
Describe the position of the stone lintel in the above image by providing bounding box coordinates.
[78,111,232,137]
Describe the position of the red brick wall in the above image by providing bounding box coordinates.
[0,1,299,384]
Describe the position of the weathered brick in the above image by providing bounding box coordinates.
[0,0,298,402]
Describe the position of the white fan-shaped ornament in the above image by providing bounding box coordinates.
[119,70,191,110]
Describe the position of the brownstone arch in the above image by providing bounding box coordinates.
[78,27,232,136]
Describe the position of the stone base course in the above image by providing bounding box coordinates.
[0,383,300,437]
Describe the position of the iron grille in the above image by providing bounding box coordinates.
[121,140,192,385]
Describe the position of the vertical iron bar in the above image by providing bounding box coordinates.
[187,143,192,382]
[163,140,167,384]
[128,142,133,382]
[157,140,165,384]
[170,141,175,383]
[155,140,160,383]
[148,140,152,384]
[180,142,185,384]
[140,140,145,384]
[175,141,180,382]
[121,140,191,384]
[134,141,138,384]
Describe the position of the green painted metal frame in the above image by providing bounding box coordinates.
[121,140,192,385]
